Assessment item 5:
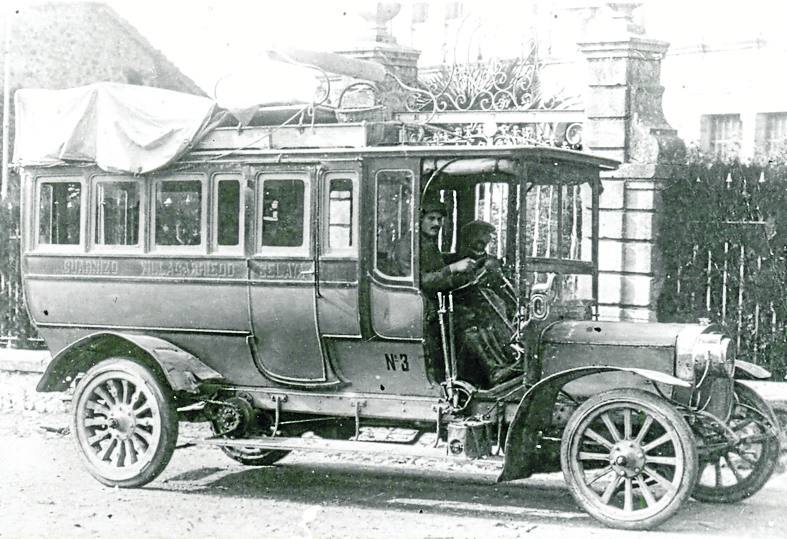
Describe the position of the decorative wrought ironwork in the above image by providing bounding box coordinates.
[405,42,579,114]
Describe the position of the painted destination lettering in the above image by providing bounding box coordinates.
[255,261,312,280]
[63,259,119,275]
[141,260,237,278]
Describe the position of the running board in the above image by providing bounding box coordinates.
[180,435,504,462]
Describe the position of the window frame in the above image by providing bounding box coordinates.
[89,175,145,253]
[322,171,358,259]
[34,175,86,252]
[255,171,311,258]
[765,112,787,153]
[211,172,245,255]
[150,173,208,253]
[373,168,415,282]
[708,113,742,155]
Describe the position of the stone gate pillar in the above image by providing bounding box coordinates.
[330,3,420,115]
[579,28,685,322]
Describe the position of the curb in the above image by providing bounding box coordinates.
[0,348,50,374]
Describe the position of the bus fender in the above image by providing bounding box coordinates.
[36,331,223,393]
[498,366,690,483]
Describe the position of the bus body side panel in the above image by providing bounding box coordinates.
[22,254,271,385]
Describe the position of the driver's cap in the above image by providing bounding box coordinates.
[461,220,496,240]
[421,198,447,217]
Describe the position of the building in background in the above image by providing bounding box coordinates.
[1,2,204,95]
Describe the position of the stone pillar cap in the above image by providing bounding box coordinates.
[578,38,670,58]
[334,41,421,56]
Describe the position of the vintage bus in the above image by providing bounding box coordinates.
[15,83,780,530]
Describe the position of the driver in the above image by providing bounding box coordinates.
[449,220,521,387]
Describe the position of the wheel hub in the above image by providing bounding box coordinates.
[610,440,646,477]
[108,406,136,439]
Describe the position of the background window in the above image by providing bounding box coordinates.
[95,181,140,246]
[328,178,353,250]
[375,170,414,277]
[38,181,81,245]
[155,180,203,246]
[216,177,241,247]
[261,179,305,247]
[705,114,742,155]
[765,112,787,153]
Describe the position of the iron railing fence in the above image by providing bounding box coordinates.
[0,198,40,348]
[657,161,787,378]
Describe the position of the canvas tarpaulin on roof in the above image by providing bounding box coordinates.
[13,82,219,174]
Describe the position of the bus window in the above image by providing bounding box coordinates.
[375,170,414,278]
[215,175,241,248]
[38,179,81,246]
[260,178,305,249]
[94,179,140,247]
[327,177,354,252]
[154,178,203,247]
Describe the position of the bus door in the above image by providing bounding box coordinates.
[248,166,327,384]
[314,165,363,339]
[351,158,436,395]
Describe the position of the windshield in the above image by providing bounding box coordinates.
[423,157,597,305]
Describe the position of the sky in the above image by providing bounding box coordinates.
[105,1,370,102]
[100,0,787,89]
[11,0,786,105]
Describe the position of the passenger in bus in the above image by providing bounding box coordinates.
[158,217,199,246]
[390,199,474,381]
[417,200,476,291]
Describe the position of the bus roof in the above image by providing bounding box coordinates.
[14,83,618,175]
[189,122,618,171]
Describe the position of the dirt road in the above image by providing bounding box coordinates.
[1,407,786,539]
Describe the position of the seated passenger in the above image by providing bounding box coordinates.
[389,198,474,285]
[395,199,474,381]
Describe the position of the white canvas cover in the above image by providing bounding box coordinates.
[13,82,219,174]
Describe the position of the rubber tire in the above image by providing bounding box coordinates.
[560,388,699,531]
[210,406,290,466]
[692,382,780,503]
[219,446,289,466]
[72,358,178,488]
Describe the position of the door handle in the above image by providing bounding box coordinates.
[299,269,315,275]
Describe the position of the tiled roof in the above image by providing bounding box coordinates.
[0,2,205,96]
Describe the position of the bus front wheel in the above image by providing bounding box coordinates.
[71,357,178,487]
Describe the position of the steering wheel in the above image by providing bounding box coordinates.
[451,255,510,292]
[450,266,489,292]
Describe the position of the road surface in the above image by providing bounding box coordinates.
[1,408,786,539]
